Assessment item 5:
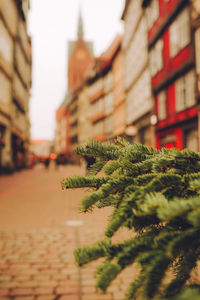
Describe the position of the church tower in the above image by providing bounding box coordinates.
[68,11,93,90]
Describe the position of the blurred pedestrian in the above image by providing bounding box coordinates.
[54,156,59,170]
[44,158,50,169]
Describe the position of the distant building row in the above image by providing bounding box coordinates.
[0,0,32,172]
[55,0,200,161]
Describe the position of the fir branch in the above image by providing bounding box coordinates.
[187,208,200,227]
[153,230,180,249]
[165,251,199,298]
[143,174,183,194]
[167,229,200,257]
[105,214,125,237]
[104,160,121,175]
[81,191,103,211]
[74,239,112,266]
[76,140,121,160]
[61,175,106,189]
[157,197,200,222]
[96,194,122,208]
[139,192,168,215]
[144,254,171,299]
[116,237,153,269]
[125,274,146,300]
[115,136,131,147]
[62,140,200,300]
[161,286,200,300]
[96,262,122,291]
[87,158,107,175]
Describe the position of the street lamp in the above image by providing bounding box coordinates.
[150,114,158,126]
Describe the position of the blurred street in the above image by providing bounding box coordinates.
[0,164,135,300]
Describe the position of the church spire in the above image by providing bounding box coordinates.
[77,9,84,39]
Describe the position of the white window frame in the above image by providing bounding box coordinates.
[175,70,196,112]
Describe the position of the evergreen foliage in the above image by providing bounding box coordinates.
[62,138,200,299]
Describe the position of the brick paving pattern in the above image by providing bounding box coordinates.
[0,164,137,300]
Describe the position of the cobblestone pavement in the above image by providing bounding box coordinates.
[0,164,136,300]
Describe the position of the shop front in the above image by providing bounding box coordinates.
[156,118,198,151]
[0,124,6,172]
[11,133,25,170]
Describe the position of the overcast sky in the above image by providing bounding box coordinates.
[28,0,124,140]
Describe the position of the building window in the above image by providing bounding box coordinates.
[170,8,190,58]
[89,79,103,97]
[71,135,78,144]
[0,19,13,62]
[104,72,113,93]
[91,98,104,117]
[157,91,167,120]
[175,70,196,112]
[185,128,198,151]
[0,73,11,104]
[150,39,163,76]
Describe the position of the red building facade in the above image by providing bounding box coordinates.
[143,0,199,151]
[55,11,93,159]
[68,12,93,91]
[55,107,70,155]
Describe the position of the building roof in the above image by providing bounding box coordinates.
[86,34,122,79]
[101,34,122,61]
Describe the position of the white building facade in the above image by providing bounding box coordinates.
[122,0,155,146]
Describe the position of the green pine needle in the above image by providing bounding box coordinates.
[62,140,200,300]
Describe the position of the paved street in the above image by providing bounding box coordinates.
[0,163,136,300]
